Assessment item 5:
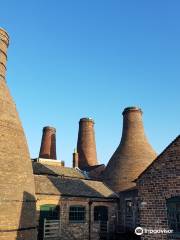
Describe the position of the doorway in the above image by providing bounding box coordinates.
[38,204,60,240]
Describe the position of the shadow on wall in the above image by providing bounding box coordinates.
[16,191,37,240]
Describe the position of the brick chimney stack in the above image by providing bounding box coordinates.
[0,28,9,80]
[39,126,57,159]
[0,28,37,239]
[77,118,98,169]
[103,106,157,192]
[73,148,79,168]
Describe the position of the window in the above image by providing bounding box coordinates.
[69,206,85,223]
[167,197,180,234]
[94,206,108,222]
[125,200,133,217]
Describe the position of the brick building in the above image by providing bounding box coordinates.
[33,158,118,240]
[136,136,180,240]
[32,123,120,240]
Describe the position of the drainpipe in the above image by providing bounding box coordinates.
[88,200,93,240]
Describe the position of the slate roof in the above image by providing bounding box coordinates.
[32,162,86,179]
[81,164,105,172]
[34,175,117,199]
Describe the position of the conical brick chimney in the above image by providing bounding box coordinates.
[0,28,37,239]
[103,107,157,192]
[77,118,98,169]
[0,28,8,80]
[39,126,57,159]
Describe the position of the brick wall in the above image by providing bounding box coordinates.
[36,195,118,240]
[136,136,180,240]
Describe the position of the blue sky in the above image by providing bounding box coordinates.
[1,0,180,166]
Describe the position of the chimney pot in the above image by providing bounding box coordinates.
[73,148,79,168]
[61,160,65,167]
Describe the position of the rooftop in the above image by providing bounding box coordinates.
[32,161,86,179]
[35,175,117,199]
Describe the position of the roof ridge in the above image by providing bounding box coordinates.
[136,134,180,180]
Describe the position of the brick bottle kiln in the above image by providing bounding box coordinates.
[0,28,37,239]
[103,107,157,231]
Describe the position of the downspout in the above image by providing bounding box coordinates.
[88,200,93,240]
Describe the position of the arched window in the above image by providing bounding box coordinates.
[69,205,86,223]
[94,206,108,222]
[167,197,180,233]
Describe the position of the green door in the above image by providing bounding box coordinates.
[38,204,60,240]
